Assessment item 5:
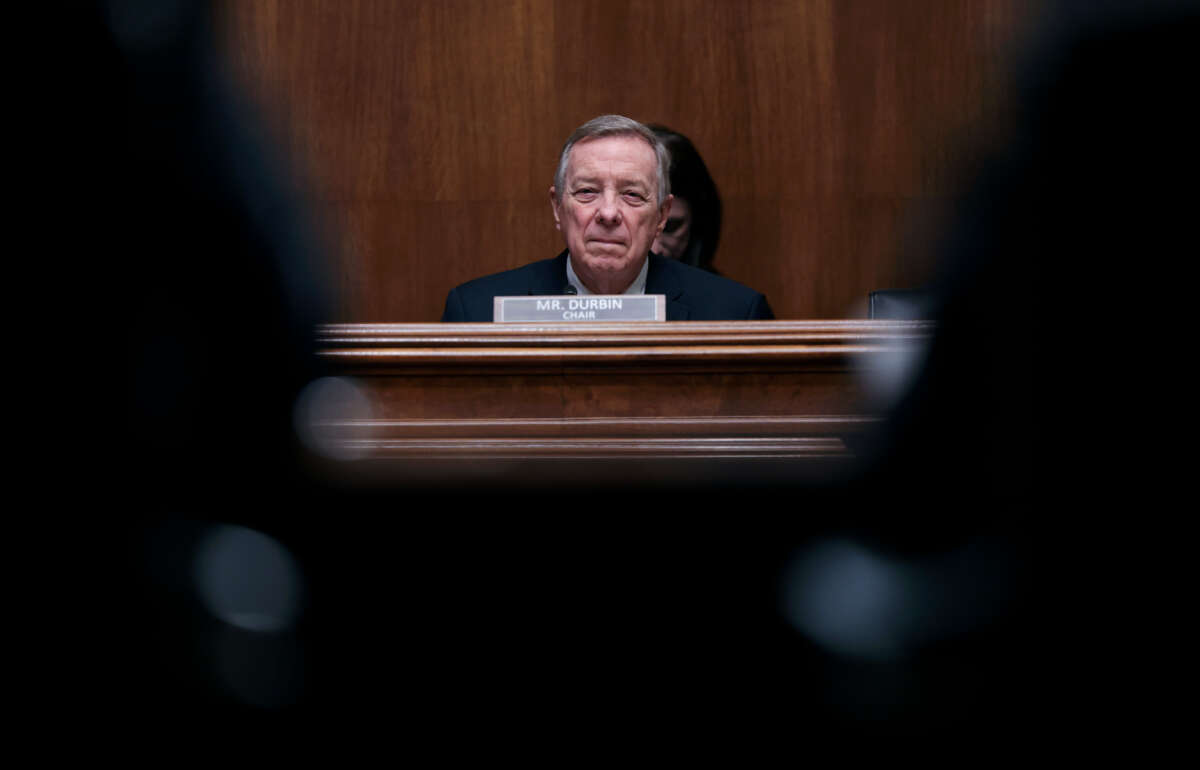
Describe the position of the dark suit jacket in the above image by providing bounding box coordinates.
[441,251,774,321]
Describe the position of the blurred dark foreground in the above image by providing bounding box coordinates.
[51,0,1200,747]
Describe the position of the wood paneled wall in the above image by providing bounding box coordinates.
[219,0,1030,321]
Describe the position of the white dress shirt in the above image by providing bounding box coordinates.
[565,253,649,296]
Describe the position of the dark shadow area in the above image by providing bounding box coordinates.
[54,0,1198,746]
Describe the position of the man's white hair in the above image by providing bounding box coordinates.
[553,114,671,206]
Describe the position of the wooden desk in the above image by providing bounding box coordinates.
[309,320,933,486]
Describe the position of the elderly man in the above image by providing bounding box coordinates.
[441,115,773,321]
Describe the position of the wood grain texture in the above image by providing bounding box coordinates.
[220,0,1029,321]
[306,321,928,474]
[315,319,934,371]
[316,415,876,438]
[335,437,848,459]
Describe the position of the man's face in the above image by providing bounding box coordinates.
[652,196,692,260]
[551,135,671,294]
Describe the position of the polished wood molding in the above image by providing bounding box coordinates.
[336,436,846,459]
[316,320,935,372]
[308,320,930,475]
[316,415,877,438]
[312,416,874,459]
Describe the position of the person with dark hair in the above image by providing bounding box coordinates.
[648,125,723,274]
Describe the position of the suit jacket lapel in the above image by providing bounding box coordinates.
[646,255,688,320]
[527,250,570,295]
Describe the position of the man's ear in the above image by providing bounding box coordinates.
[549,186,561,231]
[656,194,675,236]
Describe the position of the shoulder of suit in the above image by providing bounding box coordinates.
[652,254,763,298]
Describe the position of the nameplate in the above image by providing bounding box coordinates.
[493,295,665,322]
